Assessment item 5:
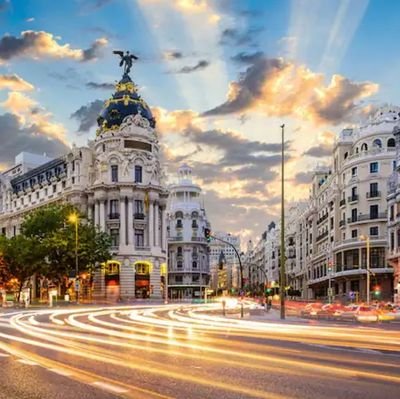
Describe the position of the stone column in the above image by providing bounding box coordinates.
[150,259,161,298]
[88,198,94,222]
[148,200,154,248]
[99,200,106,232]
[120,197,126,247]
[154,202,160,247]
[128,197,134,247]
[162,206,167,251]
[120,258,135,299]
[94,201,100,227]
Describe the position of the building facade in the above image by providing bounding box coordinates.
[245,106,398,302]
[0,70,168,300]
[209,232,241,293]
[387,125,400,305]
[166,164,210,299]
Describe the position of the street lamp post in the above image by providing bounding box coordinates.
[360,235,370,304]
[280,124,286,320]
[68,213,79,304]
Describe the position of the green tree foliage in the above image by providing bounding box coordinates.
[11,203,112,284]
[0,235,42,301]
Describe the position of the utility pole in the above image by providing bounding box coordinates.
[360,235,370,304]
[280,124,286,320]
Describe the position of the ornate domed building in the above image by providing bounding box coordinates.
[88,69,168,300]
[0,56,169,300]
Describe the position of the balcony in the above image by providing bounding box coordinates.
[339,198,346,207]
[347,195,359,203]
[316,231,329,242]
[108,213,120,220]
[192,222,199,229]
[366,191,381,199]
[176,222,183,229]
[339,219,346,227]
[169,236,183,242]
[347,212,387,223]
[134,212,145,220]
[317,213,329,225]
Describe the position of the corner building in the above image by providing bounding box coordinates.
[0,71,168,300]
[166,165,210,299]
[306,107,397,301]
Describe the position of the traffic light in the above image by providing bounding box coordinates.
[373,285,381,297]
[265,288,272,294]
[327,260,333,273]
[204,228,211,243]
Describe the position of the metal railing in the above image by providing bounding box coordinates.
[347,194,359,202]
[366,191,381,199]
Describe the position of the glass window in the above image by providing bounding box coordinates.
[135,165,142,183]
[372,139,382,148]
[370,204,379,219]
[370,162,378,173]
[361,143,368,151]
[370,226,379,236]
[134,200,143,214]
[135,229,144,247]
[110,229,119,247]
[351,229,357,238]
[388,138,395,147]
[192,261,197,269]
[351,208,357,222]
[351,167,357,177]
[111,165,118,182]
[370,182,378,195]
[110,199,119,218]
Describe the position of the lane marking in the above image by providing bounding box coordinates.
[17,359,38,365]
[48,368,73,376]
[92,381,129,394]
[303,343,382,355]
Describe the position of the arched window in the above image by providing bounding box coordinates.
[175,211,183,219]
[191,211,199,218]
[192,261,197,269]
[355,147,359,154]
[361,143,368,151]
[344,152,348,159]
[387,138,395,147]
[372,139,382,148]
[177,246,182,256]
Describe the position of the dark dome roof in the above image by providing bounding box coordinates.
[97,75,156,131]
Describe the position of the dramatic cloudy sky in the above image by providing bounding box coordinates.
[0,0,398,243]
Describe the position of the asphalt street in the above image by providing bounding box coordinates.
[0,303,399,399]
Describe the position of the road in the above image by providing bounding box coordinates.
[0,302,399,399]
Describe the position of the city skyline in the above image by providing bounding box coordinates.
[1,0,400,241]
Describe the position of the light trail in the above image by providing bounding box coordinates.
[0,304,399,399]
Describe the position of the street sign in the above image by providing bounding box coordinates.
[349,291,355,299]
[327,288,333,296]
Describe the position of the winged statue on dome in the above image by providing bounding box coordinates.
[113,50,139,76]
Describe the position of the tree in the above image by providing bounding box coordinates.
[0,235,42,301]
[21,203,75,239]
[20,203,112,284]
